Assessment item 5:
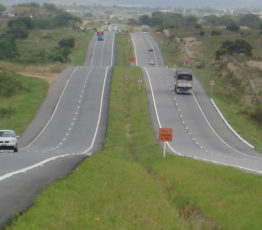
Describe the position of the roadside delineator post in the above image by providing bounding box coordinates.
[209,79,215,94]
[159,128,173,158]
[137,76,143,90]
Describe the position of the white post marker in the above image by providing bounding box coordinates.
[164,142,167,157]
[137,76,143,90]
[209,79,215,94]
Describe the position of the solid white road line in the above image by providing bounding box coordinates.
[210,98,254,149]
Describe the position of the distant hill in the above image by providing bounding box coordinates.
[1,0,262,9]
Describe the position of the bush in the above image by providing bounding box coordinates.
[0,72,28,97]
[0,36,18,59]
[226,24,240,32]
[0,107,16,118]
[7,27,29,40]
[250,105,262,124]
[211,30,221,36]
[58,37,75,49]
[216,39,252,59]
[8,17,35,30]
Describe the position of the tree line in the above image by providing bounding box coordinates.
[135,11,262,31]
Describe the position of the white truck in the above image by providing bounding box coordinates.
[174,69,193,94]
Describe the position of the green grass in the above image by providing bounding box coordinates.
[0,73,48,135]
[16,28,93,66]
[5,33,262,230]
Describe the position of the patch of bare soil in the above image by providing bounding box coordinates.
[181,37,202,68]
[183,37,202,59]
[18,72,61,93]
[246,60,262,71]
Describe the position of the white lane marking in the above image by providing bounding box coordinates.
[83,66,110,154]
[143,67,183,156]
[192,93,250,158]
[145,35,159,67]
[139,43,262,174]
[210,98,254,149]
[0,65,111,182]
[133,33,262,174]
[21,67,79,149]
[111,32,115,67]
[131,34,138,66]
[91,39,98,66]
[0,154,74,181]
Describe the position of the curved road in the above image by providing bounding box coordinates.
[131,32,262,174]
[0,31,115,227]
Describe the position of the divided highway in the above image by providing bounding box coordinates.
[131,32,262,174]
[0,31,115,226]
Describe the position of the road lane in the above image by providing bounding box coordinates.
[0,31,115,227]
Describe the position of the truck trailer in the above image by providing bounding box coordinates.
[174,69,193,94]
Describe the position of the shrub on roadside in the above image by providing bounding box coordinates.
[0,107,16,118]
[250,105,262,124]
[0,72,28,97]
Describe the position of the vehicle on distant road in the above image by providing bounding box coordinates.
[149,59,155,65]
[148,48,154,52]
[0,130,19,152]
[97,31,104,41]
[174,69,193,94]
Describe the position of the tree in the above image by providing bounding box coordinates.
[59,38,75,49]
[216,39,253,59]
[226,24,239,32]
[8,17,35,30]
[43,3,58,12]
[139,14,151,25]
[239,14,261,29]
[204,15,219,25]
[234,39,252,56]
[0,4,6,13]
[211,30,221,36]
[7,27,29,39]
[0,38,18,59]
[53,12,81,27]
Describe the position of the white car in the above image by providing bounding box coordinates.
[0,130,19,152]
[149,60,155,65]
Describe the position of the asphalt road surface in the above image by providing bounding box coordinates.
[0,31,115,227]
[131,32,262,174]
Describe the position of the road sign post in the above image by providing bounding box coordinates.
[159,128,173,157]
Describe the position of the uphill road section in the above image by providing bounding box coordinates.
[0,31,116,228]
[131,32,262,174]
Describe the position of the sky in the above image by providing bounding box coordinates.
[115,0,262,8]
[1,0,262,9]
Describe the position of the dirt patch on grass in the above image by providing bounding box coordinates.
[18,72,61,93]
[183,37,202,60]
[246,60,262,71]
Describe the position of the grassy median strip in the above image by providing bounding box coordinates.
[5,34,262,230]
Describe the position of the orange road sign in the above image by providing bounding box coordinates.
[159,128,172,142]
[129,57,136,63]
